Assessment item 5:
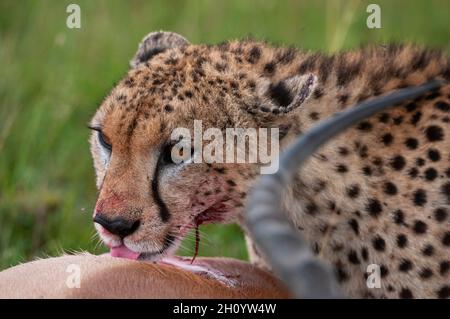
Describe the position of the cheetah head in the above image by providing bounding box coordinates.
[90,31,317,260]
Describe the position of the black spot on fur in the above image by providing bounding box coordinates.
[346,184,360,198]
[328,201,336,210]
[151,157,172,223]
[336,164,348,173]
[442,182,450,203]
[318,55,335,83]
[338,147,349,156]
[425,91,440,100]
[440,261,450,275]
[424,168,437,181]
[405,138,418,150]
[408,167,419,178]
[214,167,226,174]
[380,265,389,278]
[372,236,386,251]
[263,62,276,75]
[116,94,126,102]
[422,245,434,256]
[366,199,382,217]
[428,149,441,162]
[378,113,390,123]
[358,145,368,158]
[413,220,428,234]
[437,286,450,299]
[371,157,382,166]
[348,218,359,235]
[247,46,261,64]
[335,264,349,283]
[399,288,413,299]
[405,102,417,112]
[399,259,413,272]
[313,87,324,99]
[184,90,193,98]
[411,111,422,125]
[361,247,368,261]
[434,208,448,222]
[226,180,236,187]
[419,268,433,279]
[305,203,318,215]
[298,54,318,74]
[336,58,362,87]
[425,125,444,142]
[393,209,405,225]
[435,101,450,112]
[164,104,173,112]
[338,94,349,104]
[276,47,296,65]
[397,234,408,248]
[138,47,166,63]
[383,182,398,195]
[362,166,372,176]
[393,116,403,125]
[411,50,429,70]
[382,133,394,146]
[416,158,425,166]
[442,231,450,246]
[390,155,406,171]
[413,189,427,207]
[357,121,372,131]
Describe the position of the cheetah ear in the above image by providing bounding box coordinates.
[130,31,189,68]
[256,73,318,114]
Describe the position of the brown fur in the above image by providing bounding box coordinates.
[0,255,289,298]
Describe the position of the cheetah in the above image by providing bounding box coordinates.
[90,31,450,298]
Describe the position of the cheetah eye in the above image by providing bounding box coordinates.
[88,125,112,152]
[160,143,194,165]
[98,130,112,151]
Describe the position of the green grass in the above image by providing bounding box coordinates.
[0,0,449,270]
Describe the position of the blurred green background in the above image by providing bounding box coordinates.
[0,0,449,270]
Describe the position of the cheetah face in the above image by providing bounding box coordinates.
[89,32,317,260]
[90,113,248,260]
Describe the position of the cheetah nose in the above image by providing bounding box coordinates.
[94,214,140,238]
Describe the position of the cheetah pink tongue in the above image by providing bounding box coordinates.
[110,245,140,260]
